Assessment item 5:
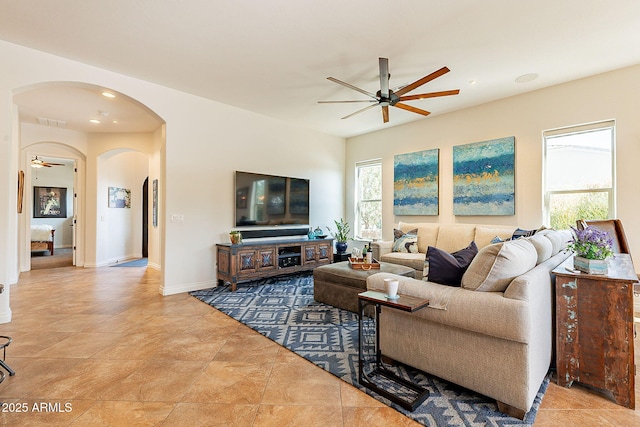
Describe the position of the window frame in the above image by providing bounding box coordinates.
[542,120,616,228]
[354,159,382,241]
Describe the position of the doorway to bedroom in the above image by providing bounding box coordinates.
[29,155,75,270]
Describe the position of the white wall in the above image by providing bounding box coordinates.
[102,151,148,264]
[0,39,345,324]
[346,64,640,271]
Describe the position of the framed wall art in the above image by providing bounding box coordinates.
[33,186,67,218]
[152,179,158,227]
[394,148,439,215]
[108,187,131,208]
[453,136,515,216]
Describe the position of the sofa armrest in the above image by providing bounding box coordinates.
[367,272,459,310]
[371,240,393,260]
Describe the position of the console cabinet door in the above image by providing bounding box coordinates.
[303,244,317,265]
[317,241,332,262]
[257,248,277,272]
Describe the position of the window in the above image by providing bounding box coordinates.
[543,120,615,229]
[355,159,382,240]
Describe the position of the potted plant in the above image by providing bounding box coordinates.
[229,230,243,245]
[566,226,613,274]
[327,218,351,254]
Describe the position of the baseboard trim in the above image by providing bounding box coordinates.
[161,280,217,296]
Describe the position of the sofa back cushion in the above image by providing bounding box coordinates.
[435,224,476,253]
[474,225,517,249]
[461,238,538,292]
[398,222,440,253]
[527,233,553,264]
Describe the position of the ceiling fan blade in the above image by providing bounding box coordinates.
[341,103,379,120]
[44,163,65,166]
[394,66,450,97]
[382,105,389,123]
[394,102,431,117]
[327,77,378,100]
[379,57,389,98]
[399,89,460,101]
[317,100,378,104]
[42,164,53,167]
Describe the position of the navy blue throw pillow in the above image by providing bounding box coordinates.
[427,241,478,287]
[511,228,536,240]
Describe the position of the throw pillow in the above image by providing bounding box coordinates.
[461,238,537,292]
[427,241,478,287]
[511,228,536,240]
[392,228,419,253]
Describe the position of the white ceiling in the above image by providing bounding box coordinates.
[2,0,640,138]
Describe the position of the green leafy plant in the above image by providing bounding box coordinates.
[566,226,613,260]
[327,218,351,242]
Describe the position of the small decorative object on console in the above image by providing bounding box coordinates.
[328,218,351,254]
[566,226,613,274]
[229,230,242,244]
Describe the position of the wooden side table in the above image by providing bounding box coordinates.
[358,290,430,411]
[553,254,638,409]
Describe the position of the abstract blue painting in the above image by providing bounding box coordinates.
[453,137,515,215]
[394,149,439,215]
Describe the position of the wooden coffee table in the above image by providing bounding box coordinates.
[358,290,430,411]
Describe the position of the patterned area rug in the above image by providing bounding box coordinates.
[190,273,548,426]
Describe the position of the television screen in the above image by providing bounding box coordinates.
[235,171,309,227]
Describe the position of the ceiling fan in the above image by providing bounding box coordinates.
[319,57,460,123]
[31,156,65,168]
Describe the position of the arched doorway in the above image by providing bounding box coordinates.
[13,82,165,272]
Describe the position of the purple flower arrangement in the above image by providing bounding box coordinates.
[567,226,614,260]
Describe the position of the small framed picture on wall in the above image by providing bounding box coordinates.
[33,186,67,218]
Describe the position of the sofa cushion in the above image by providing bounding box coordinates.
[380,251,426,271]
[416,223,440,253]
[537,229,566,255]
[527,233,553,264]
[435,224,476,253]
[461,238,538,292]
[474,225,517,249]
[427,241,478,286]
[392,228,419,253]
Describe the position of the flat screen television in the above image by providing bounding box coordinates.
[235,171,309,228]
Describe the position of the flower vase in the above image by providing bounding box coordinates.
[335,241,348,254]
[573,255,608,275]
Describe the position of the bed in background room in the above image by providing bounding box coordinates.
[31,224,55,255]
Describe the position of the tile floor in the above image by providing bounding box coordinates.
[0,266,638,426]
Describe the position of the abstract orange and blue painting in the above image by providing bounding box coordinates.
[453,137,515,215]
[394,149,439,215]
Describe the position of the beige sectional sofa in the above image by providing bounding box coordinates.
[371,222,520,279]
[367,222,571,417]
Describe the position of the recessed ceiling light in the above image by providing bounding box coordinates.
[89,119,100,124]
[102,91,115,98]
[515,73,539,83]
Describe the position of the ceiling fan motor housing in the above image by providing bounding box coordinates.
[376,89,399,106]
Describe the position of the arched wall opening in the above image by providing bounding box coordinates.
[13,82,165,274]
